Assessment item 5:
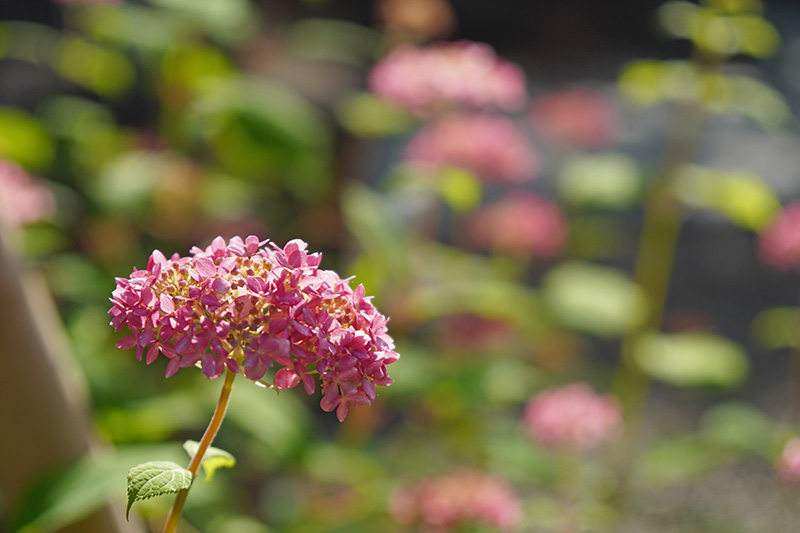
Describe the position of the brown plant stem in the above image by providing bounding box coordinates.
[162,370,236,533]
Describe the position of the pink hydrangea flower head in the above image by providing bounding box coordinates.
[777,437,800,484]
[0,160,55,228]
[529,88,619,149]
[390,469,523,532]
[758,203,800,271]
[369,41,527,116]
[404,114,538,183]
[522,383,621,451]
[469,192,568,258]
[109,236,399,422]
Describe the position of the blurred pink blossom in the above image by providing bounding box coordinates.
[469,192,568,258]
[404,114,538,183]
[390,469,523,532]
[529,88,619,149]
[758,203,800,270]
[369,41,527,116]
[522,383,621,451]
[109,236,399,422]
[777,437,800,484]
[0,160,55,228]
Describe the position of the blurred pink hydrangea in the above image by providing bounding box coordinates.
[390,469,523,532]
[0,160,55,228]
[758,203,800,270]
[522,383,621,451]
[369,41,527,116]
[777,437,800,484]
[468,192,568,258]
[404,114,538,183]
[528,88,619,149]
[109,236,399,421]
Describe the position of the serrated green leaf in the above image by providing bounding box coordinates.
[182,440,236,482]
[126,461,192,519]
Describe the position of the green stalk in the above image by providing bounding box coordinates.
[163,370,237,533]
[610,70,712,508]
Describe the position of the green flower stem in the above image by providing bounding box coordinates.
[556,448,582,533]
[163,370,236,533]
[610,70,712,510]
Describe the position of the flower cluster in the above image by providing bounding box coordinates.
[0,160,55,228]
[109,236,399,421]
[469,192,568,258]
[404,114,538,183]
[777,437,800,484]
[529,88,619,149]
[389,469,522,532]
[368,41,526,116]
[758,203,800,271]
[522,383,621,451]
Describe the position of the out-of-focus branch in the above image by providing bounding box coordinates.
[0,229,142,533]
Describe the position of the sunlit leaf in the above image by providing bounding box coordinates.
[335,92,414,137]
[750,306,799,350]
[543,262,647,336]
[634,331,749,388]
[618,60,666,106]
[672,164,780,230]
[436,167,482,213]
[54,37,135,96]
[559,154,642,209]
[0,108,54,170]
[734,15,780,58]
[126,461,192,519]
[182,440,236,482]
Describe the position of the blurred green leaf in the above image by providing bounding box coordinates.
[672,164,780,230]
[436,167,482,213]
[750,306,799,350]
[0,107,54,171]
[336,92,415,137]
[126,461,192,519]
[193,77,332,199]
[700,401,774,455]
[542,262,647,336]
[288,19,380,66]
[636,436,736,489]
[54,37,135,97]
[149,0,258,45]
[183,441,236,482]
[634,331,749,388]
[224,380,312,466]
[13,444,186,533]
[559,153,642,209]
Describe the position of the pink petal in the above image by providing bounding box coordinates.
[274,368,301,389]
